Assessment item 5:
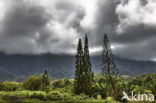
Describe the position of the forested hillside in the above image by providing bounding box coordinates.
[0,52,156,81]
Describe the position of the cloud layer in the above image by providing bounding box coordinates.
[0,0,156,61]
[116,0,156,33]
[0,0,86,54]
[114,0,156,60]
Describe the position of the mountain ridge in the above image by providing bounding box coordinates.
[0,52,156,81]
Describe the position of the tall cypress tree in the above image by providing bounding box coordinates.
[74,36,94,95]
[74,39,84,94]
[101,34,118,93]
[83,34,94,94]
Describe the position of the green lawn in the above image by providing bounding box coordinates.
[0,91,121,103]
[0,91,153,103]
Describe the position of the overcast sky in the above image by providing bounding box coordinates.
[0,0,156,61]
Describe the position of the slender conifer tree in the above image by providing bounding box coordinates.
[74,36,94,95]
[101,34,118,93]
[83,34,94,94]
[74,39,84,94]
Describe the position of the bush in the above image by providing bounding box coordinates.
[46,91,62,101]
[0,81,20,91]
[40,70,50,91]
[23,75,42,91]
[111,90,123,101]
[29,92,45,100]
[0,82,4,91]
[90,82,102,95]
[78,93,89,100]
[64,78,71,86]
[96,77,110,98]
[52,80,64,88]
[132,85,145,93]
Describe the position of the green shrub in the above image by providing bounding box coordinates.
[52,80,64,88]
[79,93,89,100]
[111,90,123,101]
[64,78,71,86]
[23,75,42,91]
[0,82,4,91]
[46,91,62,101]
[90,82,102,95]
[133,85,145,93]
[0,81,20,91]
[40,70,50,91]
[29,93,45,100]
[97,77,110,98]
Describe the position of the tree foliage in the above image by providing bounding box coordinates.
[83,35,94,94]
[23,75,42,91]
[74,35,94,95]
[41,70,50,91]
[101,34,118,94]
[0,81,20,91]
[74,38,84,94]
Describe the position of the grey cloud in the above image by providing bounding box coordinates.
[0,0,85,54]
[112,0,156,61]
[2,1,50,36]
[112,24,156,44]
[0,0,156,61]
[81,0,118,46]
[113,38,156,61]
[81,0,156,61]
[0,0,52,54]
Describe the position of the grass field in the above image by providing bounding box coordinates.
[0,91,121,103]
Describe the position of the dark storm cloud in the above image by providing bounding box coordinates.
[90,0,118,46]
[86,0,156,45]
[0,0,156,61]
[114,37,156,61]
[79,0,156,61]
[0,0,85,54]
[112,0,156,60]
[2,1,50,36]
[112,25,156,44]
